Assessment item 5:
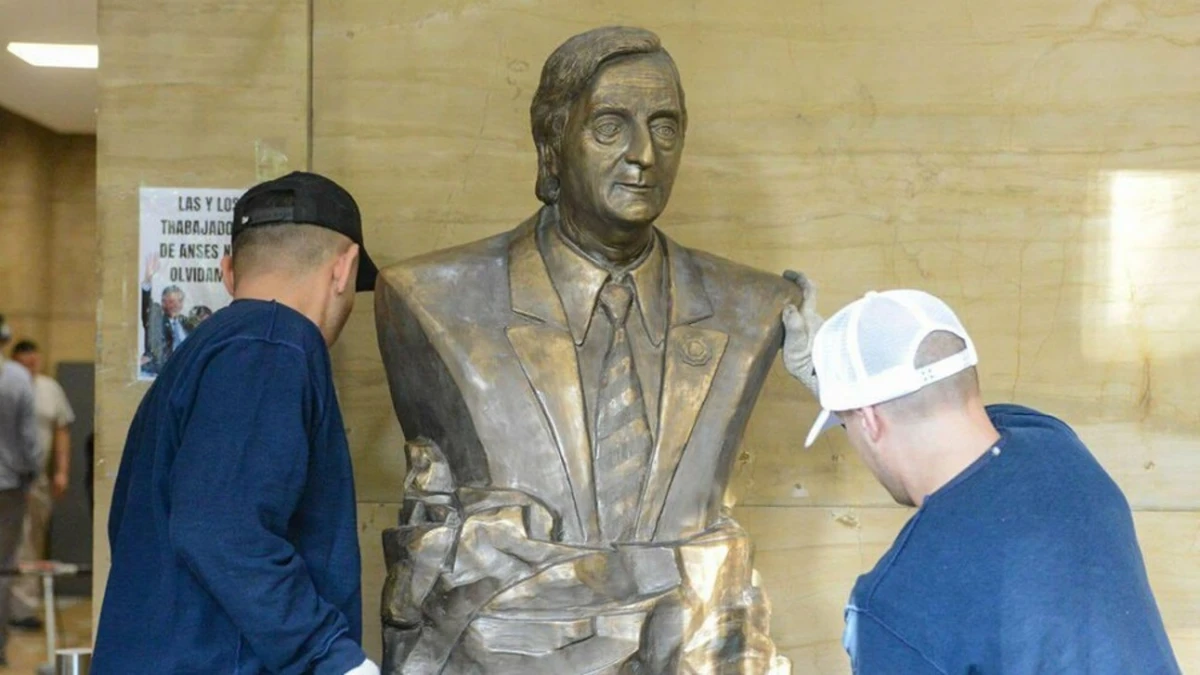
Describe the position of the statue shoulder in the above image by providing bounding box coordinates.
[376,227,518,297]
[668,240,806,311]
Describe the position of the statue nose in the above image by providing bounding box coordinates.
[624,124,655,168]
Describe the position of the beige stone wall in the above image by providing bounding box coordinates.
[0,108,52,351]
[97,0,1200,669]
[48,135,99,365]
[0,107,96,368]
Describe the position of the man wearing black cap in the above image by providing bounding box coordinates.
[94,172,381,675]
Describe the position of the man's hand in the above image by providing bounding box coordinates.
[781,270,823,397]
[143,253,161,286]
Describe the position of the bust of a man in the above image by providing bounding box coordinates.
[375,26,803,674]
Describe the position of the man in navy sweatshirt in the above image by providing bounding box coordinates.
[785,288,1180,674]
[94,172,382,675]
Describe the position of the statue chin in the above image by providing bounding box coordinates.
[606,192,666,227]
[559,200,660,246]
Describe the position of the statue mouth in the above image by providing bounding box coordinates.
[616,182,656,193]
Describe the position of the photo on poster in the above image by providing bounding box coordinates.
[137,187,245,381]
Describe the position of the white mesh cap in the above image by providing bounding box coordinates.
[804,289,978,447]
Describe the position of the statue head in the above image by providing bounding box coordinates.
[531,27,688,243]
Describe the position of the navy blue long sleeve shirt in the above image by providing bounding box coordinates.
[94,300,365,675]
[843,404,1180,674]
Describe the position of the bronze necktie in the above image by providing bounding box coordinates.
[594,278,653,542]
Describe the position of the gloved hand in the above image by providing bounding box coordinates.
[345,658,381,675]
[781,270,823,397]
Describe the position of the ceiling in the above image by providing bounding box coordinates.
[0,0,97,134]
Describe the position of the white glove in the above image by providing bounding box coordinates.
[345,659,381,675]
[781,270,823,398]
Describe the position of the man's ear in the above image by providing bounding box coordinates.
[333,244,360,295]
[861,406,885,445]
[220,256,235,296]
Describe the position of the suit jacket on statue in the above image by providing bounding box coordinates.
[376,206,801,545]
[375,206,799,673]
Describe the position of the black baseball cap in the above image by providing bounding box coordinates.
[232,171,378,292]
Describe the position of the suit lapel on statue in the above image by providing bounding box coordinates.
[505,213,599,543]
[634,237,727,541]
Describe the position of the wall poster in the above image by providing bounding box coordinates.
[137,187,244,380]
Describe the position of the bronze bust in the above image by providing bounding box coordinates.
[375,26,803,674]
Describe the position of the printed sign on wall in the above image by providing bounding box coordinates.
[137,187,244,380]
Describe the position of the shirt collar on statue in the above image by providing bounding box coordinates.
[542,215,667,348]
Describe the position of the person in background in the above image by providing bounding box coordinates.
[0,316,41,666]
[94,172,382,675]
[7,340,74,631]
[782,288,1180,674]
[183,304,214,333]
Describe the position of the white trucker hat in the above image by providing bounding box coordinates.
[804,289,978,448]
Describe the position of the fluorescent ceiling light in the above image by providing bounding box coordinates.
[6,42,98,69]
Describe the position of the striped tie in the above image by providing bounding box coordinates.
[593,278,653,542]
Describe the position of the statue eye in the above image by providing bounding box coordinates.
[651,121,678,140]
[594,118,622,139]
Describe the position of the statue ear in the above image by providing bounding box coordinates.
[539,142,558,177]
[536,142,561,202]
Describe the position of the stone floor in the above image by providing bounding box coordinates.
[1,598,91,673]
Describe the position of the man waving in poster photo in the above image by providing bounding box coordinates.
[139,254,189,376]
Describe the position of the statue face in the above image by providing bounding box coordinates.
[557,53,684,235]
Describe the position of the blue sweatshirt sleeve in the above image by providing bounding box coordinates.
[166,339,365,675]
[845,609,945,675]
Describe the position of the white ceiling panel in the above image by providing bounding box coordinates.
[0,0,97,134]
